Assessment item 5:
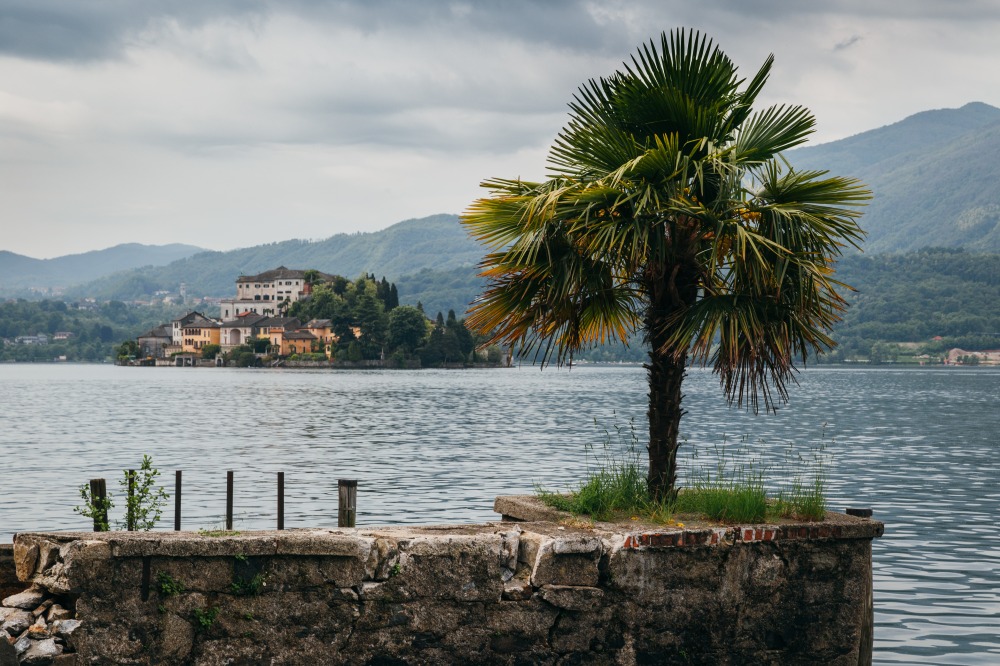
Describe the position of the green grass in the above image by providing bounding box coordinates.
[537,420,829,525]
[537,416,664,522]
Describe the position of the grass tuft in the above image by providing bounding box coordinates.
[537,418,830,525]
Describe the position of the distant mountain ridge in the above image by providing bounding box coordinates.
[9,102,1000,307]
[788,101,1000,252]
[69,214,484,301]
[0,243,205,293]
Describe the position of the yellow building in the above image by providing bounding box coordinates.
[280,330,318,356]
[303,319,336,358]
[181,314,221,353]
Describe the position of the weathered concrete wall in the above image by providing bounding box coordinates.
[4,498,882,665]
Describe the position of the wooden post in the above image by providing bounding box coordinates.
[226,471,234,531]
[174,470,182,531]
[127,469,136,531]
[89,478,108,532]
[338,479,357,528]
[277,472,285,530]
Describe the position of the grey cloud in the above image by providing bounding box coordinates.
[834,34,863,51]
[0,0,267,62]
[0,0,638,64]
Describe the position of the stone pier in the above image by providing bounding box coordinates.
[1,496,882,664]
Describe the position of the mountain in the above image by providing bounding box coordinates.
[0,243,206,294]
[788,102,1000,253]
[70,214,484,300]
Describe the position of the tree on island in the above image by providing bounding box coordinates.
[462,29,869,501]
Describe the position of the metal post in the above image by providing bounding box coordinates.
[127,469,136,531]
[277,472,285,530]
[89,478,108,532]
[338,479,357,528]
[174,470,182,531]
[226,470,234,531]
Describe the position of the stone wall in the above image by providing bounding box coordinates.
[3,497,882,665]
[0,545,19,601]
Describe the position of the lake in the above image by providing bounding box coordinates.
[1,363,998,664]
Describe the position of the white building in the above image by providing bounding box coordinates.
[219,267,332,319]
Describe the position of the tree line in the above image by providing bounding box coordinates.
[0,299,186,362]
[287,273,501,366]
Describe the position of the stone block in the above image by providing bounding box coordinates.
[539,584,604,611]
[13,544,38,581]
[1,586,45,609]
[518,530,602,588]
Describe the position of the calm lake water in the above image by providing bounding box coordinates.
[1,363,998,664]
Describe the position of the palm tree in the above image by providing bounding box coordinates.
[462,29,869,501]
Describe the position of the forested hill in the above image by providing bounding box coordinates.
[788,102,1000,253]
[826,248,1000,358]
[68,214,482,300]
[399,248,1000,360]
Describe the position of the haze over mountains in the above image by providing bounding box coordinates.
[788,101,1000,253]
[2,102,999,310]
[0,244,204,293]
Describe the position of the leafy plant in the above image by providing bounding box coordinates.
[120,455,170,530]
[74,484,114,531]
[192,606,220,633]
[74,455,170,531]
[230,573,266,596]
[156,572,185,598]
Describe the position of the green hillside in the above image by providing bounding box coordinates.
[788,102,1000,253]
[396,248,1000,362]
[824,248,1000,360]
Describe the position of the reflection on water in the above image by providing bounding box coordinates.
[1,364,998,664]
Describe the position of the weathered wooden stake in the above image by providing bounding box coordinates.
[174,470,182,531]
[127,469,136,531]
[226,470,234,531]
[277,472,285,530]
[338,479,357,528]
[89,478,108,532]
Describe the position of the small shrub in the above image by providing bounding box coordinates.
[156,572,185,598]
[120,455,169,531]
[74,484,113,531]
[192,606,220,633]
[73,455,169,531]
[230,573,266,596]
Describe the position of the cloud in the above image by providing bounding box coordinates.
[2,1,1000,257]
[834,34,863,51]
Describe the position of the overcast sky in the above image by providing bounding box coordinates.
[2,0,999,258]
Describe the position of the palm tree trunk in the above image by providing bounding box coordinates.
[647,344,687,501]
[645,255,698,502]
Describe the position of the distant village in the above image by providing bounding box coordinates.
[133,267,370,366]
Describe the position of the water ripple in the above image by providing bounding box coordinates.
[1,363,998,663]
